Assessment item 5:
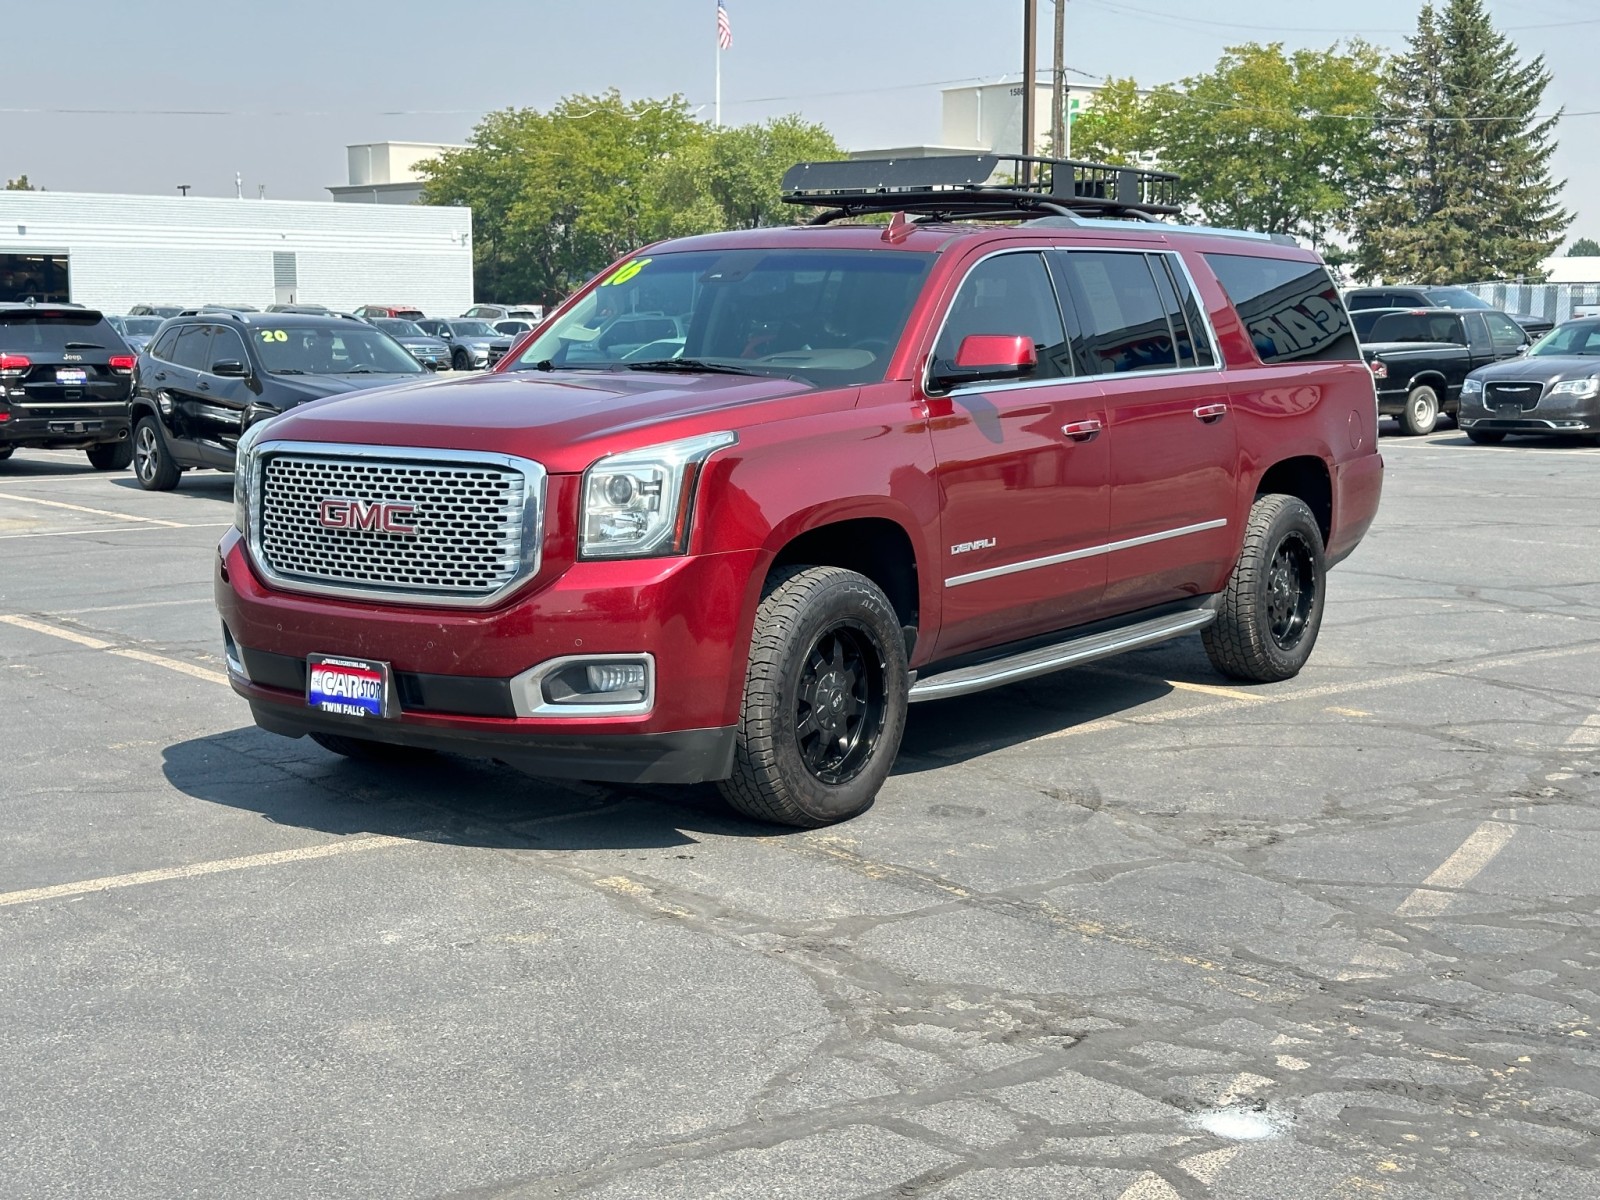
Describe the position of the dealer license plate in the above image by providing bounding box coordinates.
[56,368,87,385]
[306,654,392,719]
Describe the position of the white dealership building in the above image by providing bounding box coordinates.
[0,188,473,316]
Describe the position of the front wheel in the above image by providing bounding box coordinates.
[451,349,469,372]
[133,417,181,491]
[1466,430,1506,445]
[0,447,13,461]
[1399,385,1440,436]
[718,566,908,828]
[86,441,133,471]
[1203,494,1327,683]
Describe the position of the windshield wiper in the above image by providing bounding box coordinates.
[626,358,763,376]
[272,369,307,375]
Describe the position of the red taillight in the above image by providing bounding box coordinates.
[0,352,31,374]
[1368,358,1388,380]
[109,354,137,374]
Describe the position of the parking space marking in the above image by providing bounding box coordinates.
[0,522,230,540]
[0,613,229,686]
[0,835,417,909]
[50,598,214,616]
[1564,714,1600,747]
[1394,821,1517,918]
[1117,1144,1240,1199]
[0,491,186,527]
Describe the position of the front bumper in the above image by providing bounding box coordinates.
[214,529,762,782]
[1459,392,1600,434]
[0,405,132,449]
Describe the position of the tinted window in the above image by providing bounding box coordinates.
[1205,254,1360,364]
[0,310,115,352]
[1483,311,1528,354]
[169,325,214,370]
[210,326,249,370]
[1464,313,1492,354]
[1149,254,1215,368]
[1368,312,1462,344]
[124,317,164,337]
[1529,320,1600,356]
[934,252,1070,380]
[148,327,182,362]
[374,319,424,337]
[1055,251,1178,375]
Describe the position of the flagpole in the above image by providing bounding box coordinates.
[715,40,721,128]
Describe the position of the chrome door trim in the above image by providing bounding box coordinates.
[945,518,1227,588]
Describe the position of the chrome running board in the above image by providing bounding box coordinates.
[908,608,1216,703]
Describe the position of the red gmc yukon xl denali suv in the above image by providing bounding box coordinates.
[214,156,1383,827]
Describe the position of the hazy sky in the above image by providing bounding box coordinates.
[5,0,1596,240]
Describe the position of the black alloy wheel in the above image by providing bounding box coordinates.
[793,624,888,786]
[1264,533,1316,651]
[452,348,469,372]
[1203,493,1327,683]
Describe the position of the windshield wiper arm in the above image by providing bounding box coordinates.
[626,358,762,376]
[272,369,307,375]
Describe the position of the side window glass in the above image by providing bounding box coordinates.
[149,327,181,362]
[1203,253,1360,364]
[1149,254,1215,368]
[1056,251,1179,375]
[935,252,1071,380]
[210,326,249,370]
[1484,312,1527,353]
[170,326,213,370]
[1465,314,1492,354]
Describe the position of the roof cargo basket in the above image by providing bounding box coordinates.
[781,154,1183,225]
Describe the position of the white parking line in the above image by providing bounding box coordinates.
[0,613,228,685]
[0,491,186,526]
[1564,714,1600,747]
[0,522,229,540]
[1394,821,1517,918]
[0,836,417,908]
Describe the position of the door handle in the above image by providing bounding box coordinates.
[1194,403,1228,422]
[1062,419,1103,442]
[154,372,167,382]
[199,381,211,392]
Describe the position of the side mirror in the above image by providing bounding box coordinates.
[930,334,1038,391]
[212,360,249,378]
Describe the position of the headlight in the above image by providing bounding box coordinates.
[580,431,737,559]
[1550,377,1600,398]
[1460,377,1483,396]
[232,419,272,536]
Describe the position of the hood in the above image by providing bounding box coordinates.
[264,368,841,473]
[269,371,436,407]
[1470,354,1600,383]
[400,338,450,352]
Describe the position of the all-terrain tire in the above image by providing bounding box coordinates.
[133,417,181,491]
[717,566,908,828]
[1398,385,1440,436]
[1466,430,1506,445]
[1202,494,1327,683]
[87,441,134,471]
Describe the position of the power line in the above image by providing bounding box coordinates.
[1080,0,1600,35]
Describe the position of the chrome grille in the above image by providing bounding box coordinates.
[1485,381,1544,411]
[256,449,540,603]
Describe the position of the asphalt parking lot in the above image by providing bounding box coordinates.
[2,428,1598,1199]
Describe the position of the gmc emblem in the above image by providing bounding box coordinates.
[317,498,418,535]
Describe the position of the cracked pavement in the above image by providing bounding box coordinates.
[2,430,1598,1198]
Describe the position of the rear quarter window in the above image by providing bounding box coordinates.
[1203,254,1360,364]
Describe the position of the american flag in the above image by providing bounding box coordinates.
[717,0,732,49]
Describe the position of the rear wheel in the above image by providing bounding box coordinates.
[86,441,133,471]
[718,566,908,828]
[0,447,13,461]
[1203,494,1327,683]
[1466,430,1506,445]
[309,732,434,762]
[1399,385,1440,436]
[133,417,181,491]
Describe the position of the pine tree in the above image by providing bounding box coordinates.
[1355,0,1568,283]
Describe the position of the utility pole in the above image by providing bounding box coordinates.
[1051,0,1066,160]
[1022,0,1038,183]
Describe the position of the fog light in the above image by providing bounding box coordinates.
[510,654,655,717]
[221,625,250,682]
[586,663,647,693]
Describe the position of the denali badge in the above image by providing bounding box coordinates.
[316,498,418,535]
[950,538,997,555]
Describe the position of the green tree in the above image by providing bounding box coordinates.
[1155,43,1385,251]
[1355,0,1568,283]
[419,95,838,306]
[1567,237,1600,257]
[4,175,36,190]
[1068,77,1160,166]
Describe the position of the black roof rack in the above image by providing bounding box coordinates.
[781,153,1183,225]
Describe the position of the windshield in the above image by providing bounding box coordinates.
[1528,320,1600,357]
[375,319,425,337]
[123,317,163,336]
[251,325,425,375]
[450,321,495,337]
[511,248,935,386]
[1426,288,1493,310]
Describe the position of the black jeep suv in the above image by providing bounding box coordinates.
[129,311,431,490]
[0,303,136,470]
